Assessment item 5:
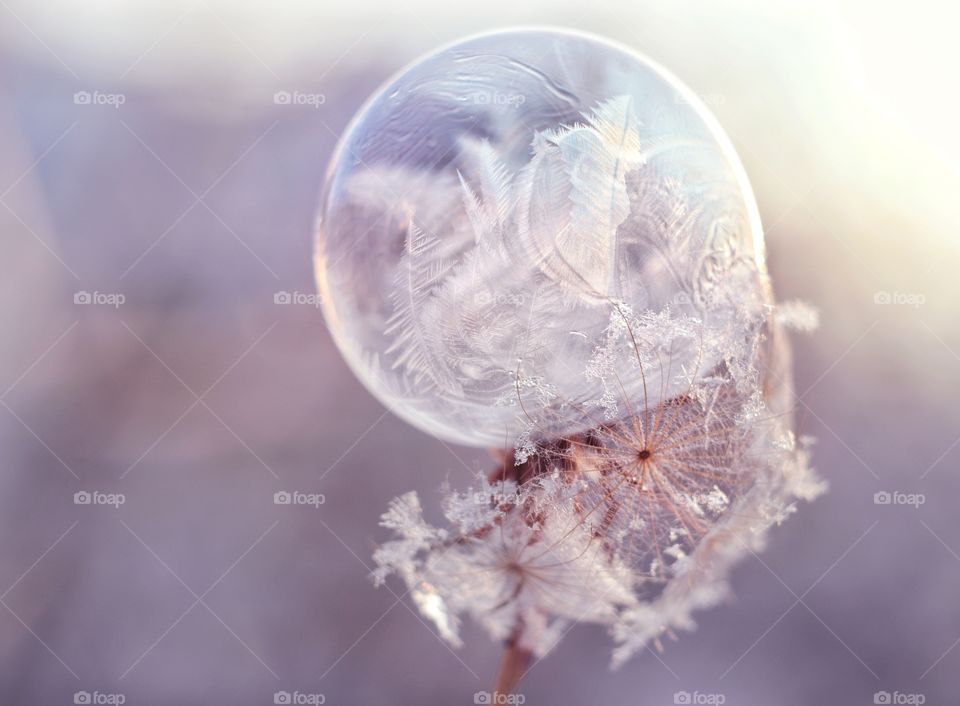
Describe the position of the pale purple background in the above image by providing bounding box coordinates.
[0,4,958,705]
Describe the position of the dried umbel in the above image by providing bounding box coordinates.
[314,27,823,690]
[372,309,823,667]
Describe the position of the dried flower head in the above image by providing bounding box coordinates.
[373,306,824,666]
[313,35,827,682]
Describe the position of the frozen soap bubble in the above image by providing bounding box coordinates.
[315,28,769,448]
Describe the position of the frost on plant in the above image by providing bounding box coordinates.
[374,309,824,665]
[373,475,636,656]
[336,94,768,445]
[367,94,824,665]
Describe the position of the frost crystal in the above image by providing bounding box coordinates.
[776,299,821,333]
[374,311,824,665]
[319,33,772,447]
[312,30,825,670]
[373,474,637,656]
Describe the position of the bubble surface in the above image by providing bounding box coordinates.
[316,29,766,447]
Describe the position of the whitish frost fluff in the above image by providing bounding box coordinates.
[316,29,769,448]
[315,29,825,664]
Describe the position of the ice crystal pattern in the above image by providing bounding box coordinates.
[316,29,766,447]
[314,29,824,664]
[373,303,824,664]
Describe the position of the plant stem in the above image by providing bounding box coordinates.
[494,637,533,698]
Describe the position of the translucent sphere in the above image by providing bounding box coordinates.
[315,28,767,447]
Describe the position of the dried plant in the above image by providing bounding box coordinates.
[334,89,826,695]
[373,304,824,691]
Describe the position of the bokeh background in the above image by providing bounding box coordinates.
[1,1,958,704]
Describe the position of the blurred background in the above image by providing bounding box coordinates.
[0,1,957,704]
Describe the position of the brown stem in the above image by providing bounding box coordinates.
[493,637,533,698]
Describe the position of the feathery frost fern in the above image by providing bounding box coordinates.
[368,95,823,664]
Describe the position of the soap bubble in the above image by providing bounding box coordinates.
[315,28,768,447]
